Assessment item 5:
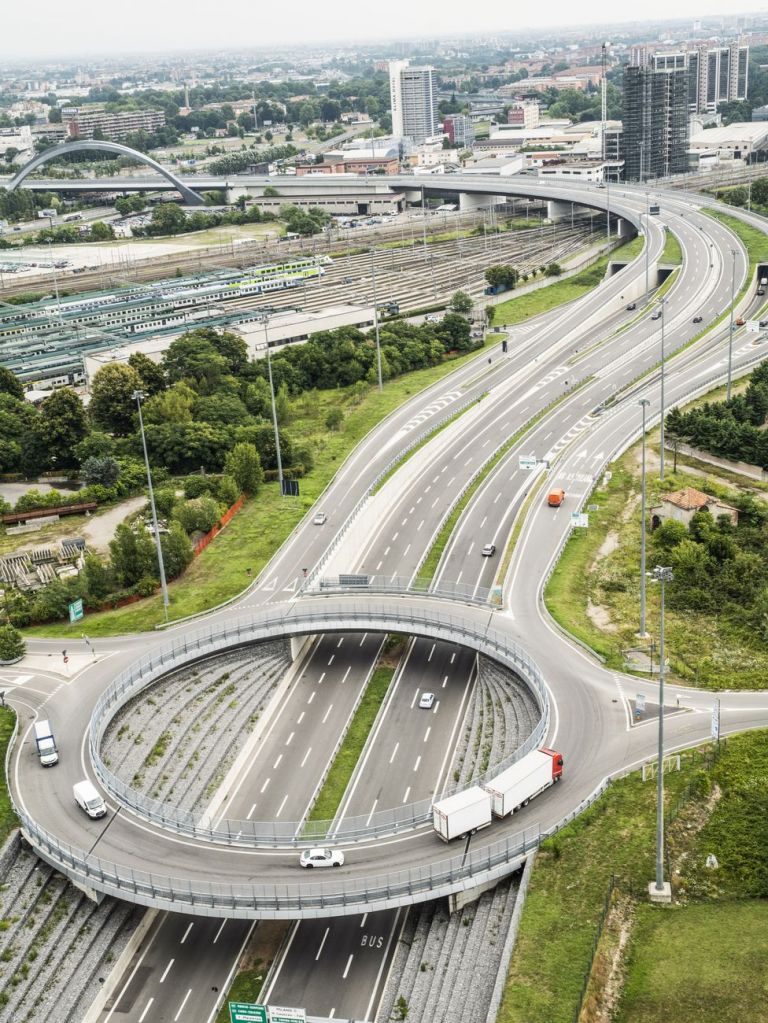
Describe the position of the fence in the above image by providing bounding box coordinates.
[192,494,245,556]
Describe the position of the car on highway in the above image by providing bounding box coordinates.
[313,512,327,525]
[650,310,662,320]
[693,315,703,323]
[760,319,768,328]
[299,847,344,868]
[736,317,746,326]
[626,302,636,311]
[481,543,496,557]
[419,692,436,709]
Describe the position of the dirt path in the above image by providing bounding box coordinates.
[82,496,146,552]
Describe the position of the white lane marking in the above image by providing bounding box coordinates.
[160,959,174,983]
[138,999,153,1023]
[494,492,501,503]
[417,519,424,531]
[343,954,354,979]
[276,795,288,817]
[285,732,295,745]
[401,518,408,526]
[337,637,344,648]
[392,532,399,541]
[329,1010,335,1019]
[322,704,334,725]
[260,777,270,794]
[450,653,456,664]
[273,754,283,769]
[300,747,312,768]
[431,497,439,508]
[389,742,399,764]
[246,803,256,820]
[342,667,351,683]
[376,561,383,571]
[456,570,463,585]
[480,516,487,529]
[359,633,367,646]
[174,989,192,1022]
[404,543,411,556]
[433,701,440,714]
[297,712,305,724]
[410,689,419,709]
[424,727,431,742]
[213,920,227,944]
[414,756,421,771]
[316,926,330,961]
[328,655,335,666]
[307,692,315,704]
[427,644,435,662]
[409,506,415,514]
[318,672,326,684]
[402,786,411,803]
[180,923,194,945]
[360,913,368,928]
[383,547,390,556]
[365,800,378,826]
[442,675,448,688]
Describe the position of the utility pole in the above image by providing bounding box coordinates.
[638,399,650,637]
[262,317,284,494]
[726,248,737,400]
[370,247,383,391]
[659,300,667,479]
[650,565,673,902]
[133,390,169,621]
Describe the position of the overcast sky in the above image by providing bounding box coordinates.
[1,2,763,60]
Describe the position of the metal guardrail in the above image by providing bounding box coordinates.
[88,602,548,847]
[318,574,495,607]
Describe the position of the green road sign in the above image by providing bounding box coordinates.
[68,598,84,623]
[269,1008,306,1023]
[228,1003,268,1023]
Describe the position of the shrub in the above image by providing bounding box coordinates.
[0,625,25,662]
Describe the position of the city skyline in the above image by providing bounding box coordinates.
[1,3,764,59]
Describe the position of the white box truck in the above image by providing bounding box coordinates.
[73,780,107,819]
[33,720,58,767]
[482,748,564,818]
[432,786,492,841]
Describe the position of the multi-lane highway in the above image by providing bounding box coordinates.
[6,176,768,1022]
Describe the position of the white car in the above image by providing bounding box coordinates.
[300,847,344,869]
[481,543,496,557]
[419,692,436,709]
[313,512,327,525]
[424,313,442,324]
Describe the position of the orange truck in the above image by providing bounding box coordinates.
[547,487,566,507]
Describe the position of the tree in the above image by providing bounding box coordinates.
[75,431,115,463]
[81,455,121,486]
[263,185,281,197]
[89,363,141,436]
[0,625,25,662]
[109,523,157,587]
[163,335,229,391]
[224,442,264,494]
[142,382,196,425]
[218,474,240,506]
[0,367,24,401]
[275,383,289,424]
[90,221,115,240]
[82,554,114,602]
[38,387,87,466]
[173,496,222,533]
[149,203,187,235]
[244,378,272,417]
[485,265,518,290]
[545,262,563,277]
[161,521,194,579]
[325,406,344,431]
[450,290,473,314]
[128,352,166,396]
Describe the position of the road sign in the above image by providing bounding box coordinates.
[711,698,721,740]
[636,693,646,713]
[570,512,589,528]
[228,1003,268,1023]
[746,319,760,334]
[68,599,83,623]
[519,455,537,471]
[269,1008,306,1023]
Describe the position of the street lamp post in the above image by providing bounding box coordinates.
[659,300,667,480]
[726,248,737,400]
[262,317,284,494]
[132,390,169,621]
[639,400,651,637]
[651,565,673,899]
[644,195,650,303]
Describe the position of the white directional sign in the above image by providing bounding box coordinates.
[711,698,721,740]
[519,455,537,471]
[746,319,760,334]
[269,1008,306,1023]
[570,512,589,528]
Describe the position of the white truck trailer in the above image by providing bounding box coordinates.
[482,748,563,818]
[432,786,492,842]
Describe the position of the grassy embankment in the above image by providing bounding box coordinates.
[498,731,768,1023]
[0,708,17,844]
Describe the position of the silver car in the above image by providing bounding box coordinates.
[300,847,344,869]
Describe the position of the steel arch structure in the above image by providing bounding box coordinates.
[8,141,205,206]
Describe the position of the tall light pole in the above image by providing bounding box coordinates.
[659,299,667,480]
[133,390,169,621]
[420,185,428,261]
[726,248,737,401]
[638,399,650,637]
[369,247,383,391]
[262,316,284,494]
[644,195,650,303]
[651,565,673,898]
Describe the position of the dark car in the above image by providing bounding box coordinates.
[693,315,703,323]
[626,302,637,311]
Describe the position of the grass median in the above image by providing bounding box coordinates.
[0,707,17,844]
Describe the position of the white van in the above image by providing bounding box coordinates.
[73,780,107,819]
[33,720,58,767]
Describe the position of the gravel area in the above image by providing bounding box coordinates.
[376,877,521,1023]
[102,639,291,812]
[450,656,539,788]
[0,831,143,1022]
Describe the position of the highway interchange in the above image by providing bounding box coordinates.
[5,176,768,1021]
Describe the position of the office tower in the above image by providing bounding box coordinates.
[623,64,690,181]
[389,60,439,143]
[654,42,749,113]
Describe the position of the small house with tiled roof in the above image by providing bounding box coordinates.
[650,487,739,529]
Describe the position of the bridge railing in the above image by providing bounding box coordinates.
[88,601,549,847]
